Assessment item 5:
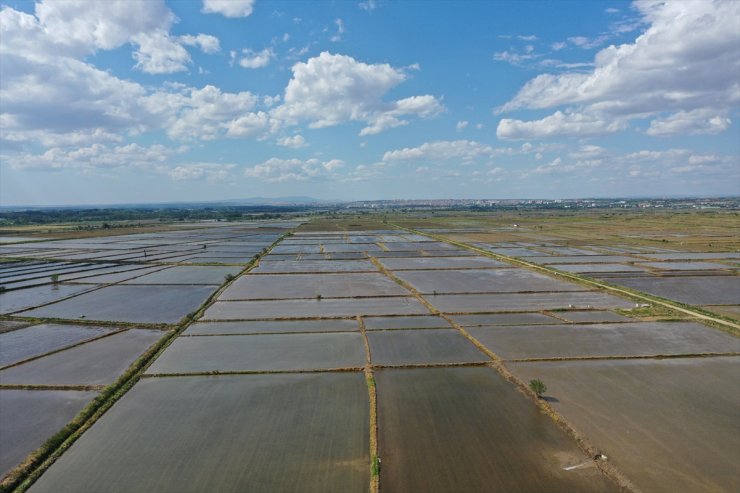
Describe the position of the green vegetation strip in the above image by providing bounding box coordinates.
[358,316,380,493]
[0,384,105,392]
[393,224,740,335]
[142,368,364,378]
[6,231,291,493]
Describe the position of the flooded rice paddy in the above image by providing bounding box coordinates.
[1,219,737,492]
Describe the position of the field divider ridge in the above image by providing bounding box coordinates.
[6,230,293,493]
[390,224,740,335]
[369,252,641,492]
[358,316,380,493]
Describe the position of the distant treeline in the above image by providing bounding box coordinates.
[0,207,303,225]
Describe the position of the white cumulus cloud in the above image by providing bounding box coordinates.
[238,48,274,68]
[277,135,307,148]
[132,31,191,74]
[202,0,255,18]
[497,0,740,139]
[179,34,221,54]
[244,157,344,182]
[382,140,495,164]
[271,52,443,136]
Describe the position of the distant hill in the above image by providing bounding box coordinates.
[0,197,325,210]
[223,197,321,205]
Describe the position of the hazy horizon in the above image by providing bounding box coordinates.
[1,0,739,206]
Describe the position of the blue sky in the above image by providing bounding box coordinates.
[1,0,738,206]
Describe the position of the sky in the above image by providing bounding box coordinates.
[0,0,738,206]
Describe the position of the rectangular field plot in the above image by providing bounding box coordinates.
[486,247,543,257]
[122,266,242,285]
[219,273,408,300]
[640,252,740,261]
[177,255,254,264]
[528,255,638,264]
[394,268,583,294]
[428,292,634,313]
[552,310,631,323]
[0,284,94,314]
[252,259,376,273]
[0,329,164,385]
[605,276,740,305]
[29,373,369,493]
[378,256,508,270]
[554,263,647,273]
[147,332,365,373]
[204,297,429,319]
[18,285,217,323]
[363,315,451,330]
[638,261,732,271]
[376,367,617,492]
[450,312,561,326]
[322,243,382,253]
[508,357,740,493]
[368,329,486,365]
[468,322,739,360]
[270,244,322,254]
[1,389,98,477]
[63,266,166,284]
[185,319,358,335]
[0,324,118,367]
[379,241,430,251]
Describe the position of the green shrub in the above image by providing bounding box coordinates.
[529,378,547,397]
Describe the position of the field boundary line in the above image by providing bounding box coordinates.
[359,316,380,493]
[370,248,641,493]
[505,352,740,363]
[0,327,130,371]
[181,329,359,337]
[7,229,292,493]
[141,367,364,378]
[0,384,106,392]
[391,224,740,335]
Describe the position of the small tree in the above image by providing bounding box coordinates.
[529,379,547,398]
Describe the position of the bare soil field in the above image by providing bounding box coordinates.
[467,322,739,360]
[509,357,740,492]
[553,310,631,323]
[376,367,618,492]
[427,291,634,313]
[600,275,740,306]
